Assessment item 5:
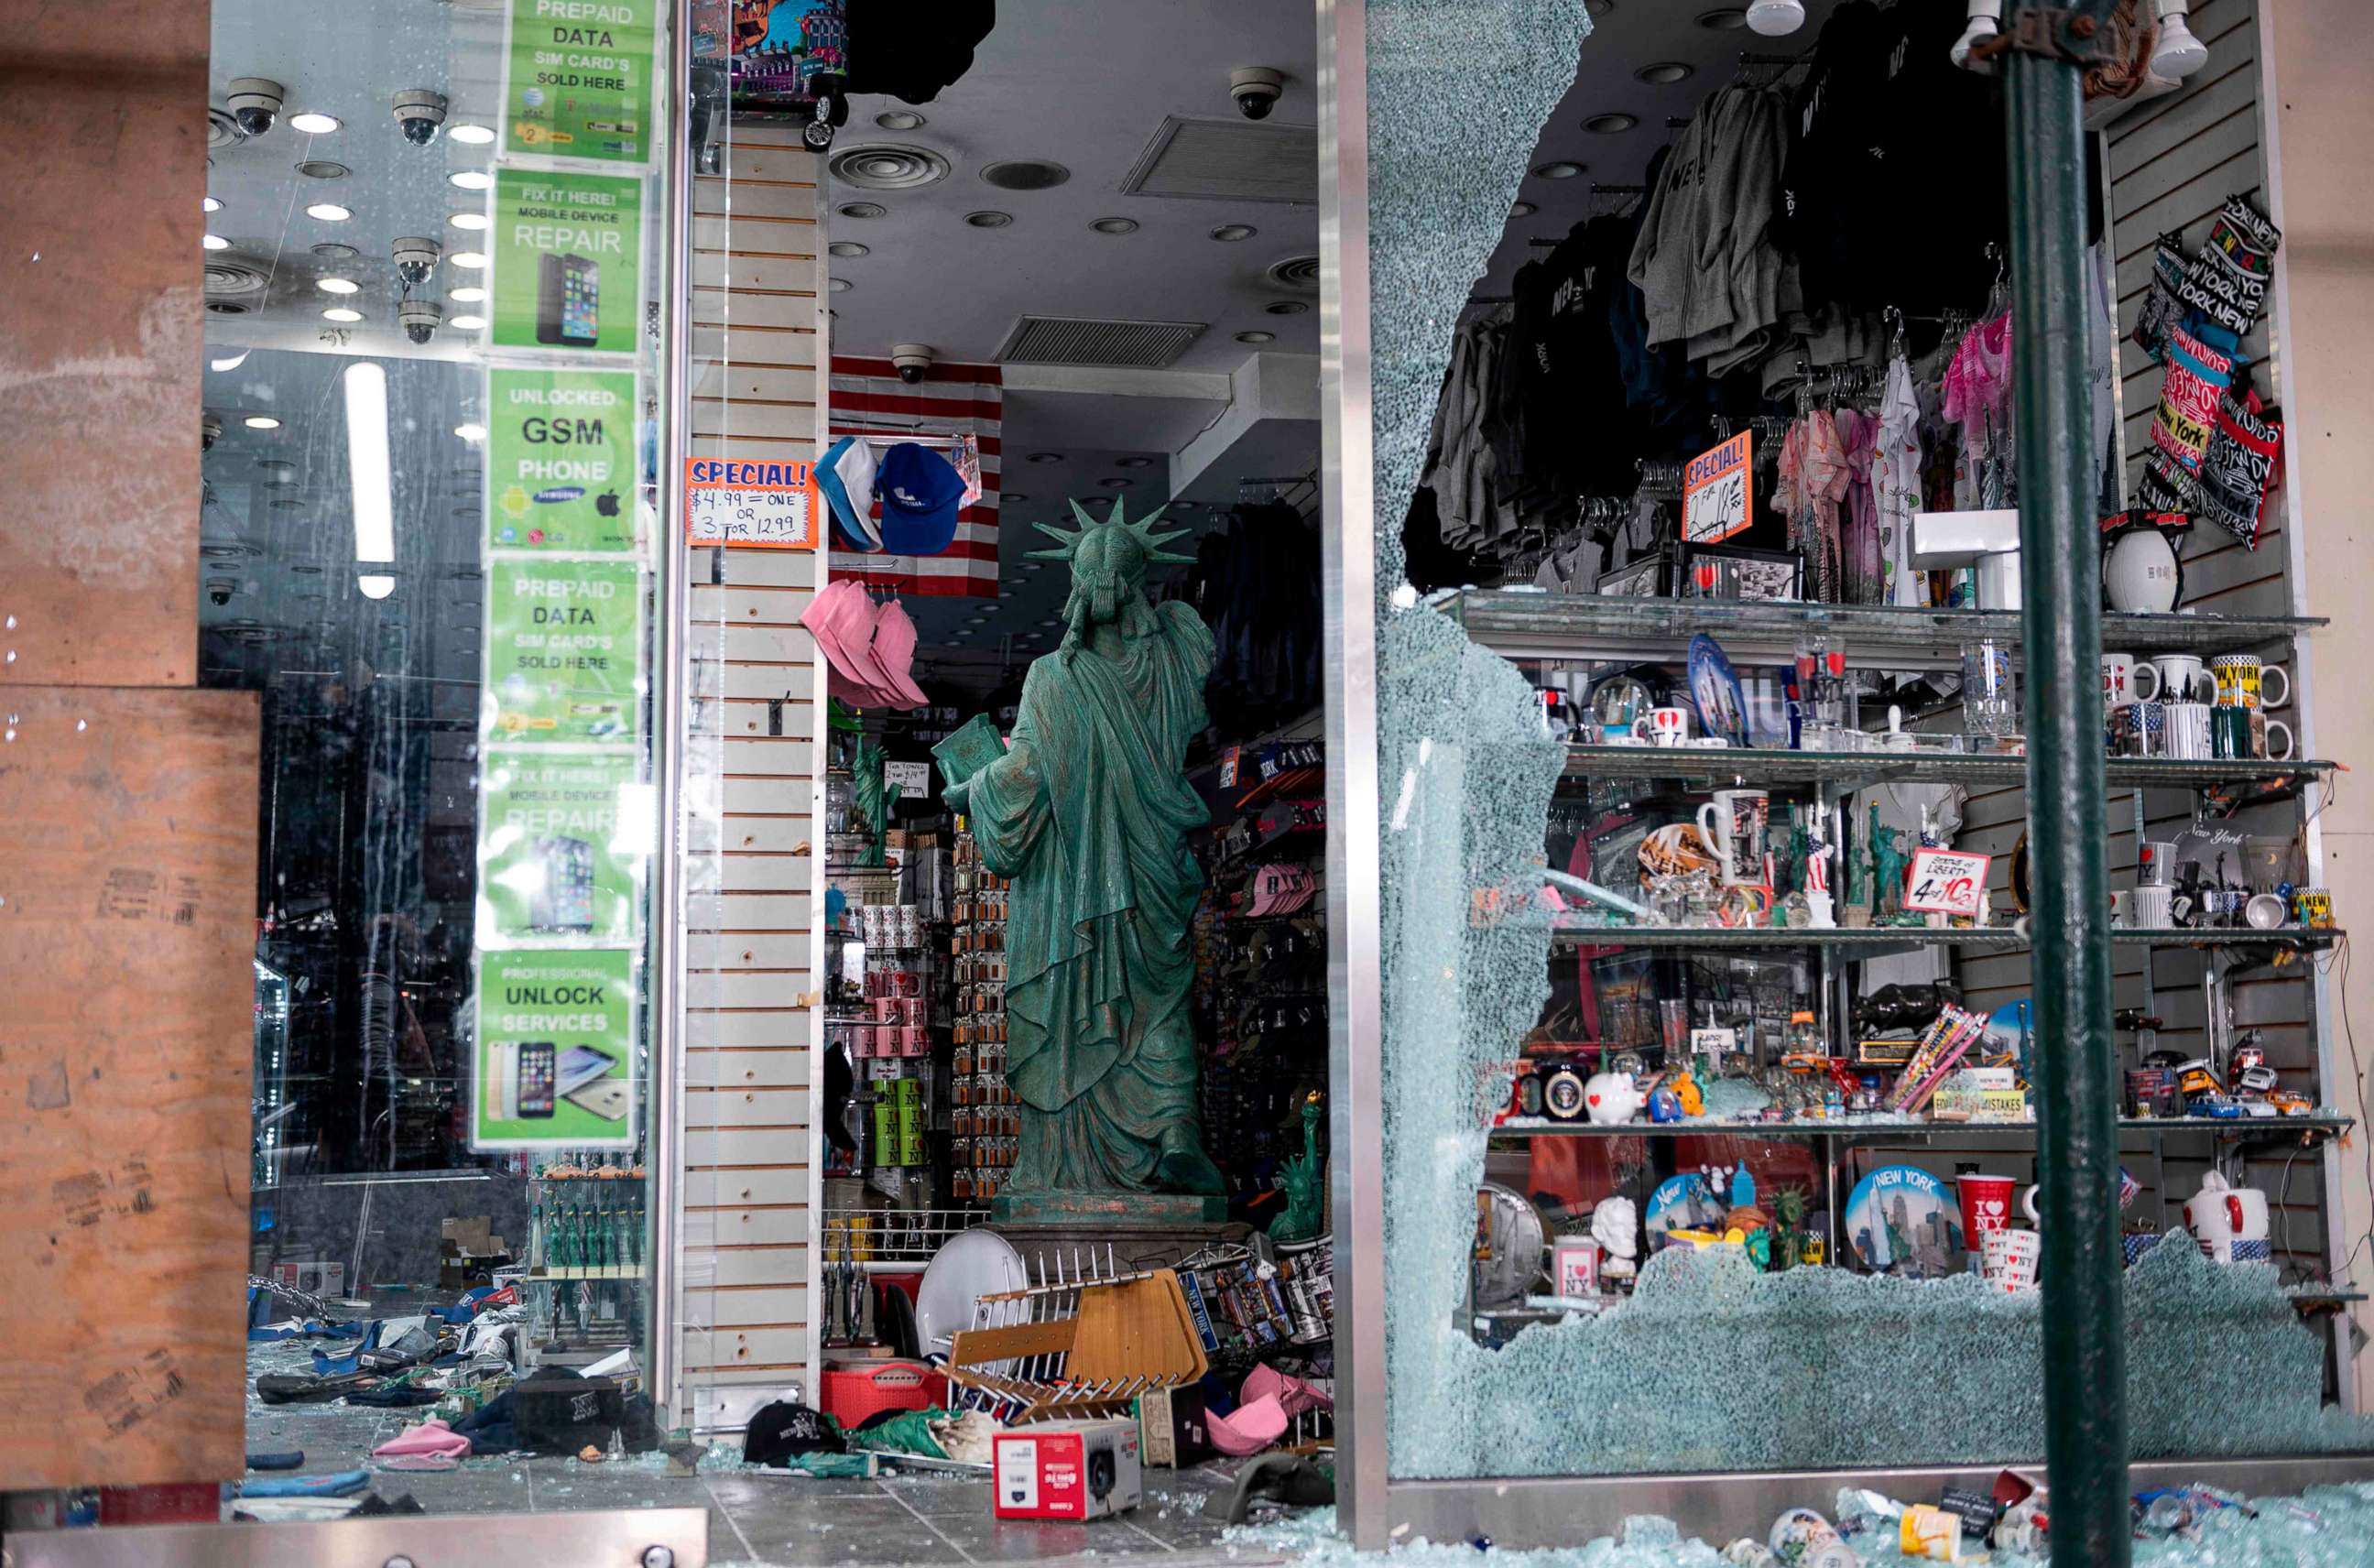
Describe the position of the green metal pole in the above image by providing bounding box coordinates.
[2002,33,2129,1568]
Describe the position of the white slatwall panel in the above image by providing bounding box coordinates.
[677,125,826,1416]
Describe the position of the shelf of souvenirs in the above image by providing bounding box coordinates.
[1546,920,2343,956]
[1441,588,2323,670]
[1488,1110,2355,1144]
[1563,742,2336,791]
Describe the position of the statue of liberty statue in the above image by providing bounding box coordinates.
[942,499,1225,1200]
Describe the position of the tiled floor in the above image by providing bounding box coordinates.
[244,1369,1278,1568]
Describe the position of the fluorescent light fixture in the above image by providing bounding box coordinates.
[449,286,487,303]
[448,212,489,231]
[448,123,495,145]
[321,307,363,322]
[203,195,223,213]
[243,415,281,430]
[357,573,397,599]
[343,361,394,572]
[454,422,487,441]
[289,112,342,135]
[450,251,487,270]
[449,314,487,331]
[317,277,360,294]
[210,349,250,373]
[305,202,353,222]
[448,169,494,191]
[201,233,230,251]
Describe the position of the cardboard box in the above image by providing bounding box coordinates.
[1132,1386,1213,1468]
[994,1420,1142,1519]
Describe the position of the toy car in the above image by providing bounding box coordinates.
[2266,1090,2315,1116]
[2186,1094,2246,1119]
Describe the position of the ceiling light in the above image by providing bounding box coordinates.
[1584,114,1639,134]
[202,233,230,251]
[449,314,486,331]
[1697,5,1748,24]
[1114,457,1154,470]
[1209,223,1258,242]
[448,169,494,191]
[312,242,359,259]
[876,110,925,130]
[321,307,363,322]
[306,201,353,221]
[454,422,486,441]
[1090,217,1138,235]
[357,574,396,600]
[344,362,394,572]
[1235,330,1276,344]
[210,349,250,372]
[978,159,1069,191]
[289,112,342,135]
[1100,477,1134,489]
[203,195,223,213]
[243,415,281,430]
[296,160,351,180]
[1021,562,1044,572]
[1585,0,1616,13]
[450,251,487,270]
[1510,201,1538,218]
[829,277,853,291]
[2151,0,2209,78]
[1264,300,1309,316]
[317,277,360,294]
[257,458,294,474]
[449,212,489,230]
[450,286,487,303]
[447,125,497,149]
[1038,618,1062,627]
[1027,452,1064,464]
[837,201,887,219]
[1638,61,1695,84]
[828,240,869,257]
[1005,493,1029,502]
[1533,161,1584,180]
[964,211,1013,228]
[1744,0,1806,35]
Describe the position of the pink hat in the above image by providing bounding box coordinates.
[800,580,900,707]
[866,598,932,710]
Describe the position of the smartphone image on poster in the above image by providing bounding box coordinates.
[517,1041,558,1118]
[529,835,596,933]
[538,253,601,347]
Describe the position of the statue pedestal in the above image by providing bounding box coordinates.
[990,1189,1239,1276]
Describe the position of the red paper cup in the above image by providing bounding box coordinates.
[1957,1173,2018,1250]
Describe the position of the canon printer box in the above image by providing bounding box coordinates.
[993,1419,1143,1520]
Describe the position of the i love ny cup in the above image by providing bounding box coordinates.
[1983,1227,2042,1291]
[1956,1172,2019,1268]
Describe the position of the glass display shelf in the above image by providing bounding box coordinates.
[1546,922,2342,955]
[1442,589,2322,670]
[1487,1112,2354,1142]
[1562,743,2336,790]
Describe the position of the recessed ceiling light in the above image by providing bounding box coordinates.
[450,252,487,270]
[1115,456,1154,469]
[829,277,853,292]
[1099,477,1134,489]
[450,285,486,303]
[1090,217,1138,235]
[1584,113,1640,133]
[448,123,495,145]
[978,158,1069,191]
[1209,223,1258,242]
[454,423,486,441]
[1021,561,1044,572]
[828,240,869,257]
[1027,452,1064,464]
[1510,201,1539,219]
[448,169,494,191]
[201,233,230,251]
[306,202,353,222]
[449,212,490,231]
[289,111,342,135]
[964,211,1013,229]
[1039,617,1062,627]
[1585,0,1616,15]
[257,458,294,474]
[312,242,360,259]
[317,277,360,294]
[1638,61,1695,84]
[296,160,350,180]
[1235,330,1276,344]
[1003,494,1029,504]
[243,415,281,430]
[203,195,223,213]
[450,314,487,331]
[1696,6,1748,27]
[209,349,249,372]
[837,201,887,220]
[1264,300,1309,316]
[321,307,363,322]
[876,110,925,131]
[1533,161,1584,180]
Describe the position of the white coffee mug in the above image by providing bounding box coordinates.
[2130,884,2174,928]
[2102,651,2142,710]
[2183,1172,2271,1264]
[2139,841,2180,886]
[1631,706,1693,747]
[2165,701,2214,760]
[2140,654,2208,704]
[1983,1227,2042,1291]
[2111,888,2133,927]
[1696,789,1771,886]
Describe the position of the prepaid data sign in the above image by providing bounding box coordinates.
[485,557,642,745]
[1682,430,1753,543]
[501,0,657,168]
[473,949,637,1149]
[684,456,820,549]
[1904,848,1992,917]
[491,167,644,356]
[478,750,644,945]
[487,366,638,551]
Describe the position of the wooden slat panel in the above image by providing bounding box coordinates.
[683,1285,811,1328]
[697,254,820,295]
[691,364,822,405]
[686,1050,813,1089]
[682,1012,814,1051]
[702,1247,817,1289]
[687,892,815,931]
[692,584,816,626]
[690,622,821,666]
[691,287,822,332]
[692,1167,814,1206]
[697,701,819,743]
[686,971,813,1011]
[685,1127,809,1167]
[718,852,818,892]
[691,1204,815,1248]
[692,214,818,257]
[692,323,819,370]
[691,403,818,442]
[715,550,824,592]
[709,144,822,185]
[685,1087,811,1129]
[0,687,257,1487]
[723,736,818,778]
[688,931,812,971]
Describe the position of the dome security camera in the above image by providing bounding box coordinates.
[226,77,285,137]
[1230,66,1283,121]
[206,577,236,607]
[393,235,441,288]
[398,299,443,346]
[201,412,223,452]
[393,88,449,147]
[890,343,934,386]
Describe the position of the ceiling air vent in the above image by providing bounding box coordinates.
[828,143,951,191]
[1120,117,1318,204]
[996,315,1205,370]
[979,159,1070,191]
[1267,255,1322,292]
[205,261,268,298]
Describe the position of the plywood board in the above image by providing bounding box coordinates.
[0,686,260,1487]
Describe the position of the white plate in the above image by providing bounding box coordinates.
[916,1226,1029,1356]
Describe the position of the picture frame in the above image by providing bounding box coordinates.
[1596,553,1670,599]
[1674,541,1803,603]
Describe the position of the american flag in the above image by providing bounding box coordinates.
[826,355,1001,599]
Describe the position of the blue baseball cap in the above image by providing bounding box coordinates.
[816,436,881,550]
[876,441,965,556]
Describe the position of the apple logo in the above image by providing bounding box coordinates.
[596,490,621,517]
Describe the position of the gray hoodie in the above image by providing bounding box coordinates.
[1628,82,1798,376]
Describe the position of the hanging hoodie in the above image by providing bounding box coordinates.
[1628,83,1797,376]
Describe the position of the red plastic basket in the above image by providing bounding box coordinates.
[822,1360,947,1427]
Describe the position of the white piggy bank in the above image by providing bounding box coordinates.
[1584,1071,1642,1126]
